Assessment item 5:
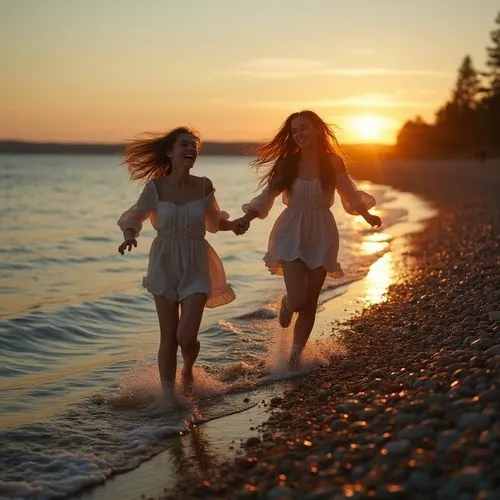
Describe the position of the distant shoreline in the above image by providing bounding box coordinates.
[0,140,261,156]
[0,140,394,159]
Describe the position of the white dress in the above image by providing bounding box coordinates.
[117,179,235,308]
[242,172,376,278]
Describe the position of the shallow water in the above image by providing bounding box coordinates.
[0,154,431,499]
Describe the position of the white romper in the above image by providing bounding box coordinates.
[242,172,376,278]
[118,178,235,308]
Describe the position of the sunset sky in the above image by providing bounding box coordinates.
[1,0,498,144]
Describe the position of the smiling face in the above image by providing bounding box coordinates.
[291,115,319,150]
[168,132,200,169]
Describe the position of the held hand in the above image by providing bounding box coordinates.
[118,238,138,255]
[231,217,250,235]
[364,213,382,228]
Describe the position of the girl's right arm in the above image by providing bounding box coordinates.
[117,180,157,254]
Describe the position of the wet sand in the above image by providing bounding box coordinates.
[164,158,500,499]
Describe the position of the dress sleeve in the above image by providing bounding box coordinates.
[117,180,157,236]
[205,190,230,233]
[242,186,278,219]
[336,172,376,215]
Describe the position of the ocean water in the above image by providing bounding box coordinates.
[0,154,421,499]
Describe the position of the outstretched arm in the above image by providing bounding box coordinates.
[240,209,260,223]
[203,178,249,235]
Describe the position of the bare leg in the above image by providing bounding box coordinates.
[154,296,179,392]
[177,293,207,388]
[281,259,308,312]
[290,266,327,369]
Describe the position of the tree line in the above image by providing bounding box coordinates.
[396,12,500,159]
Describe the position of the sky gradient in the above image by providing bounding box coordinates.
[1,0,498,144]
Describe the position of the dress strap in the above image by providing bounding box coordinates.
[202,176,206,197]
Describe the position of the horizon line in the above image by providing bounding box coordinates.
[0,138,396,147]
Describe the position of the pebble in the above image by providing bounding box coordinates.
[470,338,496,350]
[398,425,433,440]
[266,486,296,500]
[485,345,500,356]
[455,466,488,490]
[458,412,491,430]
[478,388,500,405]
[385,439,410,455]
[489,311,500,322]
[406,469,433,491]
[436,355,454,367]
[394,412,416,425]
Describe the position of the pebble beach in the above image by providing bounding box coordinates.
[164,158,500,500]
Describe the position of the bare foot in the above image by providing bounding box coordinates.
[181,371,194,395]
[287,350,300,371]
[173,391,193,410]
[163,389,193,410]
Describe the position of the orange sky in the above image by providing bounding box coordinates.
[1,1,498,144]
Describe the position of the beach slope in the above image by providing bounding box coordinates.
[166,158,500,499]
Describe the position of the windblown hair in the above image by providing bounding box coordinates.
[123,127,201,183]
[250,110,344,193]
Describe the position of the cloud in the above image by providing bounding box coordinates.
[210,58,451,79]
[330,68,449,77]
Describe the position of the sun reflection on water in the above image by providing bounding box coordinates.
[363,251,394,305]
[360,239,388,255]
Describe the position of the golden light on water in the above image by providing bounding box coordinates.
[360,229,390,256]
[363,251,394,305]
[360,240,388,255]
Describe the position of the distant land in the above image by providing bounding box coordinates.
[0,140,260,156]
[0,140,394,161]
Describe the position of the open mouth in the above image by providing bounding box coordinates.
[184,153,196,161]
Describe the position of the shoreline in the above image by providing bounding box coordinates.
[162,158,500,499]
[75,185,436,500]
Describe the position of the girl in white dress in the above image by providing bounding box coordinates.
[117,127,248,403]
[239,111,381,369]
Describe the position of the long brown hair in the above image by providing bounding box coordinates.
[123,127,201,183]
[250,110,344,193]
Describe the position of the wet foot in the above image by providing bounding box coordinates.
[181,371,194,395]
[163,388,193,410]
[287,351,300,371]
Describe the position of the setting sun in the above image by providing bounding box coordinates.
[349,115,387,142]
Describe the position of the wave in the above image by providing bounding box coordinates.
[0,319,347,499]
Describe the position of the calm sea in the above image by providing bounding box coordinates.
[0,154,423,499]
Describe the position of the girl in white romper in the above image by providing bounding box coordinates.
[117,127,248,403]
[239,111,382,369]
